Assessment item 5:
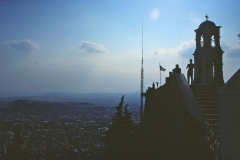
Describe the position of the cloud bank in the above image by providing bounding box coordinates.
[177,41,195,58]
[6,39,40,52]
[79,41,106,54]
[221,42,240,58]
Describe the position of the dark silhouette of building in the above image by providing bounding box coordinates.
[141,15,240,159]
[193,15,224,86]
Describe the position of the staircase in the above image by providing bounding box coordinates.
[191,85,221,137]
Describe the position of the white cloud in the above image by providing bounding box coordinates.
[188,13,200,23]
[0,39,40,67]
[79,41,106,54]
[226,48,240,57]
[150,8,160,20]
[153,48,175,55]
[177,40,240,59]
[5,39,40,52]
[177,13,200,24]
[177,40,195,58]
[153,41,195,59]
[221,41,240,58]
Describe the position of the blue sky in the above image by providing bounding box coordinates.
[0,0,240,95]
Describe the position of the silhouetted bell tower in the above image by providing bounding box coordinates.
[193,15,224,86]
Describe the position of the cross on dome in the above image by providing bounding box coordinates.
[205,14,209,21]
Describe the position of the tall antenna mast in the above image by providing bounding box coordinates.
[140,17,144,122]
[238,32,240,44]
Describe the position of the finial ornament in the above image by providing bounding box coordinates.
[205,14,209,21]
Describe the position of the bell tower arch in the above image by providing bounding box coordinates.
[193,15,224,86]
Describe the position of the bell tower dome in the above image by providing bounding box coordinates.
[193,15,224,86]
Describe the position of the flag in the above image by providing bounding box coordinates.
[159,65,166,71]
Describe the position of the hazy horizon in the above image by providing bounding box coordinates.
[0,90,142,97]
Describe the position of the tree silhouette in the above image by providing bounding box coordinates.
[105,95,134,159]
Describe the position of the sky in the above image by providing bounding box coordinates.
[0,0,240,95]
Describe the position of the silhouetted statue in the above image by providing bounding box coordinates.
[186,59,194,84]
[156,82,159,88]
[152,82,155,89]
[172,64,181,73]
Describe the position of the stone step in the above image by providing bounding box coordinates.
[198,101,220,105]
[195,95,219,99]
[196,97,220,101]
[191,85,221,142]
[207,119,220,124]
[191,85,218,88]
[206,127,220,135]
[201,109,220,114]
[199,104,220,109]
[195,92,219,97]
[191,87,218,92]
[207,129,220,137]
[203,114,220,119]
[194,89,217,92]
[205,122,221,130]
[204,118,220,123]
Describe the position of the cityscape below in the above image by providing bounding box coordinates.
[0,93,140,159]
